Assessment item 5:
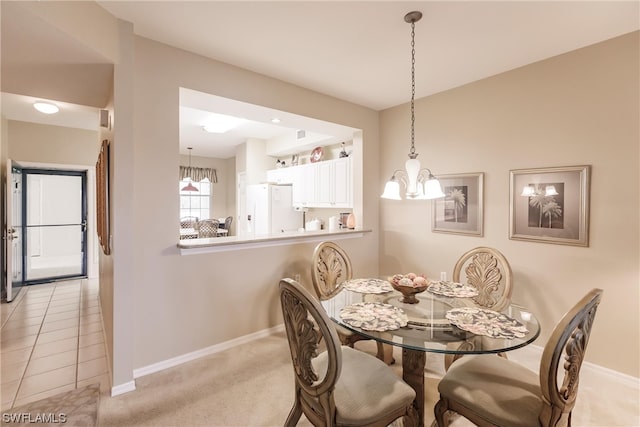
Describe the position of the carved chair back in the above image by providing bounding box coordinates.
[197,219,219,238]
[311,241,353,301]
[539,288,602,426]
[279,278,343,426]
[452,246,513,311]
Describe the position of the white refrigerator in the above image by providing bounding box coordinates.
[246,184,303,234]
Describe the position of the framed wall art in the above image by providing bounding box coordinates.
[96,139,111,255]
[509,165,590,247]
[432,172,484,236]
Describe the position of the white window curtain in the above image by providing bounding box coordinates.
[179,166,217,183]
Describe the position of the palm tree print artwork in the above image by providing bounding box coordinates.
[526,183,565,229]
[445,186,468,223]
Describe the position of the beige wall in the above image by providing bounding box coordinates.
[7,121,99,165]
[380,32,639,377]
[130,36,380,371]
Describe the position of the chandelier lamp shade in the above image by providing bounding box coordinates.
[181,147,199,192]
[381,11,445,201]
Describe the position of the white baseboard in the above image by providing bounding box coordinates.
[132,324,286,379]
[111,380,136,397]
[516,344,639,389]
[121,325,639,395]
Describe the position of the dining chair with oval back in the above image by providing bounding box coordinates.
[311,241,395,365]
[434,288,603,427]
[445,246,514,370]
[279,278,417,427]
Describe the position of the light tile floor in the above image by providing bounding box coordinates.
[0,279,110,410]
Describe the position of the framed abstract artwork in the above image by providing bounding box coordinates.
[432,173,484,236]
[509,165,590,246]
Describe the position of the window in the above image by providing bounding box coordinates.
[179,178,211,220]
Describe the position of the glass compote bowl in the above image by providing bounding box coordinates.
[390,274,429,304]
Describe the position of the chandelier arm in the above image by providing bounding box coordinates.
[392,169,409,188]
[416,169,431,183]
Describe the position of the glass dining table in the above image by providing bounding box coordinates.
[320,280,541,427]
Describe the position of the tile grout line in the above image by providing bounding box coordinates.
[75,279,85,388]
[10,284,55,409]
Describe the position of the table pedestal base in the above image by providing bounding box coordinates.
[402,348,426,427]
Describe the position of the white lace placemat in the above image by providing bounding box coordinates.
[340,302,408,331]
[427,281,479,298]
[445,307,528,339]
[343,278,393,294]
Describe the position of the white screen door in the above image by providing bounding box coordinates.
[23,169,87,283]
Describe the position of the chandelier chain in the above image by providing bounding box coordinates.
[409,20,417,158]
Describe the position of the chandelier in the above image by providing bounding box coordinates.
[381,11,445,201]
[181,147,199,192]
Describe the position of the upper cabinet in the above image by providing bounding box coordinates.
[266,167,294,184]
[272,157,352,209]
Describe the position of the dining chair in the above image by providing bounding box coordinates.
[445,246,514,370]
[218,216,233,237]
[434,288,603,427]
[223,216,233,233]
[311,241,394,365]
[279,278,417,427]
[180,216,198,229]
[452,246,513,312]
[197,218,219,238]
[179,216,199,240]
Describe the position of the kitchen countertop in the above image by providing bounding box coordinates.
[177,228,371,255]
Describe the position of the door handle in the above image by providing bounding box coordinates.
[6,228,17,241]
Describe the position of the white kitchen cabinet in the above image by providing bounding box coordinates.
[291,165,315,208]
[290,157,352,208]
[266,167,293,184]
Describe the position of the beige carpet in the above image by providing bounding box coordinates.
[98,333,437,427]
[98,331,639,426]
[3,383,99,426]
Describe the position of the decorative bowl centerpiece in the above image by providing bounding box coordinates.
[390,273,429,304]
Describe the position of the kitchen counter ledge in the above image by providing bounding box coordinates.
[177,228,371,255]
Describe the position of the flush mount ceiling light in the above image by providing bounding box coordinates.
[202,113,244,133]
[33,102,59,114]
[381,11,445,201]
[181,147,199,192]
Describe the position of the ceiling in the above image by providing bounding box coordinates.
[2,1,638,158]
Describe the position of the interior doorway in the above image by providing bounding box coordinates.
[21,168,88,284]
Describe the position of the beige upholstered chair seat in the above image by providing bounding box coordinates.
[435,289,603,427]
[312,346,415,426]
[280,278,416,427]
[438,355,542,427]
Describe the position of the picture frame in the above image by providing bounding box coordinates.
[432,172,484,236]
[96,139,111,255]
[509,165,590,247]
